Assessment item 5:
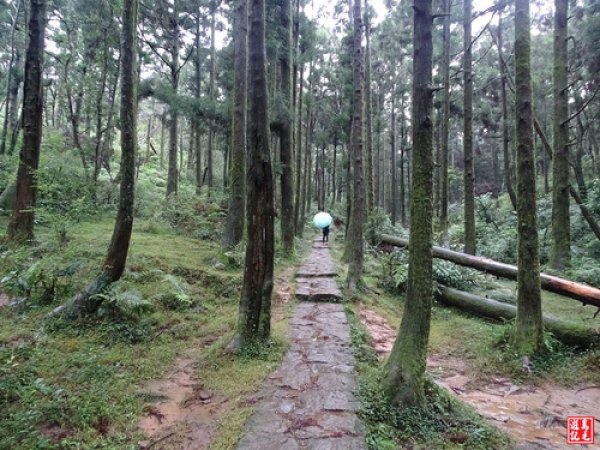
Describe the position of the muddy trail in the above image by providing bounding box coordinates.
[358,306,600,450]
[136,269,295,450]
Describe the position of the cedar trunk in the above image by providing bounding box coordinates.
[235,0,274,347]
[439,0,451,241]
[223,0,248,248]
[512,0,544,355]
[382,0,433,406]
[463,0,476,255]
[550,0,571,269]
[6,0,46,242]
[279,0,295,255]
[345,0,366,291]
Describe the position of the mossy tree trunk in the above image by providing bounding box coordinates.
[279,0,295,255]
[166,0,180,197]
[382,0,434,407]
[293,62,304,234]
[439,0,451,243]
[223,0,248,249]
[550,0,571,270]
[364,0,374,214]
[511,0,544,355]
[207,2,218,196]
[463,0,476,255]
[345,0,366,292]
[234,0,274,348]
[56,0,139,316]
[390,95,397,225]
[6,0,46,243]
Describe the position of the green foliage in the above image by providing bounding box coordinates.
[238,337,283,361]
[365,207,404,244]
[0,248,83,307]
[160,189,226,240]
[357,368,510,449]
[94,287,153,320]
[375,250,476,294]
[151,274,193,310]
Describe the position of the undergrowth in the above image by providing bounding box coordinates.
[345,306,512,449]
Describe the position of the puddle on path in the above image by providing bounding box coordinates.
[0,292,10,308]
[358,304,600,449]
[137,351,225,450]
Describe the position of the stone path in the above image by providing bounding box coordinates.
[295,240,343,303]
[236,239,366,450]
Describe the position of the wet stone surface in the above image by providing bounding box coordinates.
[237,243,365,449]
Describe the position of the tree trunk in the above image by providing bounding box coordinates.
[381,234,600,308]
[344,0,366,292]
[166,0,180,197]
[294,62,304,234]
[497,15,517,211]
[533,117,600,242]
[390,97,397,225]
[58,0,139,317]
[233,0,274,349]
[513,0,544,354]
[194,8,203,194]
[439,0,451,241]
[279,0,294,255]
[0,0,22,156]
[364,0,374,213]
[6,0,46,243]
[223,0,248,248]
[463,0,476,255]
[436,286,600,348]
[207,4,217,196]
[550,0,571,270]
[382,0,433,407]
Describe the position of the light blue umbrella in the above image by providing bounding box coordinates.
[313,212,333,229]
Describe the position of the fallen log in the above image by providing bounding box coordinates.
[435,285,600,347]
[379,234,600,308]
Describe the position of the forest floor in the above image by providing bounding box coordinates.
[358,305,600,449]
[2,218,600,449]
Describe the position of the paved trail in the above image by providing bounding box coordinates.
[236,239,366,450]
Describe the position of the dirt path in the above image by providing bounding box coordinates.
[136,267,296,450]
[236,239,366,449]
[358,305,600,450]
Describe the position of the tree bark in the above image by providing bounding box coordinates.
[0,0,22,156]
[390,96,397,225]
[6,0,46,243]
[279,0,295,255]
[440,0,451,241]
[550,0,571,270]
[436,286,600,348]
[382,0,433,407]
[294,64,304,234]
[207,3,217,195]
[53,0,138,316]
[496,16,517,210]
[233,0,274,349]
[344,0,366,291]
[513,0,544,355]
[166,0,180,197]
[463,0,476,255]
[223,0,248,248]
[364,0,374,214]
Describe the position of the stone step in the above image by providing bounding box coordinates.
[296,277,343,302]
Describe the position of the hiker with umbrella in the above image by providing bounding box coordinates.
[313,211,333,243]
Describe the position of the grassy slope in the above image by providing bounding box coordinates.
[0,217,290,449]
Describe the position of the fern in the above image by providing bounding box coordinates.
[95,288,153,320]
[152,274,193,310]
